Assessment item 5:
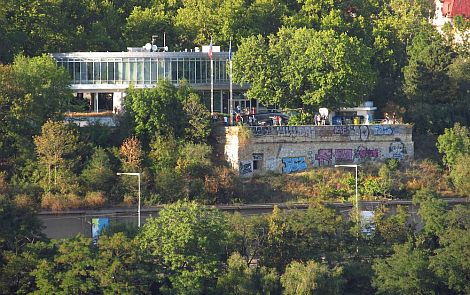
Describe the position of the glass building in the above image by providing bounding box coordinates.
[52,48,253,115]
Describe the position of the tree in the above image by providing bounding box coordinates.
[33,120,80,191]
[450,154,470,196]
[80,147,115,194]
[233,27,376,109]
[94,232,158,294]
[0,194,44,254]
[123,6,173,47]
[33,235,100,294]
[280,260,345,295]
[0,55,72,174]
[436,123,470,169]
[372,242,439,295]
[0,241,53,295]
[138,201,227,294]
[215,252,280,295]
[403,27,455,134]
[430,205,470,294]
[119,136,142,172]
[124,80,185,143]
[182,93,211,143]
[412,188,447,238]
[262,204,347,271]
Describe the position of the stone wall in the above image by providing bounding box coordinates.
[221,124,414,177]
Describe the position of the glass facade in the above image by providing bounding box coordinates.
[52,51,251,114]
[54,54,229,86]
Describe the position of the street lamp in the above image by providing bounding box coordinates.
[334,164,360,222]
[116,172,141,227]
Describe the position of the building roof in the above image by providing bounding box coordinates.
[442,0,470,18]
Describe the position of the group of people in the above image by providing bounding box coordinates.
[383,112,399,124]
[314,114,328,125]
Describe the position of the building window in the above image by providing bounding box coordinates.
[253,153,263,170]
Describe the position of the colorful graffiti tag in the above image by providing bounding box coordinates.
[388,139,406,159]
[312,147,380,166]
[239,161,253,176]
[355,146,380,159]
[335,149,354,162]
[315,149,333,166]
[282,157,308,173]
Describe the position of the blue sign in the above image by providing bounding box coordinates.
[92,217,110,243]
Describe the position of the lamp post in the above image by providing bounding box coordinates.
[116,172,141,227]
[334,164,360,222]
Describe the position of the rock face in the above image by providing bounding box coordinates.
[218,124,414,177]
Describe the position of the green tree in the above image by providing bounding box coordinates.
[0,55,72,175]
[80,147,115,194]
[450,154,470,196]
[0,194,44,254]
[33,235,100,294]
[372,241,439,295]
[430,205,470,294]
[94,232,158,294]
[412,188,447,238]
[280,260,345,295]
[124,80,185,143]
[233,27,376,109]
[33,120,80,191]
[182,93,211,143]
[436,123,470,169]
[123,6,173,47]
[215,252,280,295]
[0,241,53,295]
[403,27,455,134]
[138,201,227,294]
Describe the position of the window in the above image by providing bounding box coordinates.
[253,153,263,170]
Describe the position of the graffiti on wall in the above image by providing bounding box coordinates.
[355,146,380,159]
[312,147,380,166]
[250,125,403,142]
[335,149,354,162]
[372,125,394,136]
[282,157,308,173]
[239,161,253,176]
[388,139,407,159]
[315,149,333,166]
[251,126,316,138]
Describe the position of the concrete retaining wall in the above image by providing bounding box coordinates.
[220,124,414,177]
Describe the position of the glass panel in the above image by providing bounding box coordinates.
[151,59,157,83]
[116,61,123,83]
[123,60,129,82]
[171,59,178,82]
[94,62,100,82]
[144,59,151,83]
[74,62,81,83]
[130,61,136,82]
[165,59,171,80]
[87,62,93,82]
[137,60,143,84]
[178,60,184,81]
[108,62,115,83]
[101,62,107,82]
[195,59,201,83]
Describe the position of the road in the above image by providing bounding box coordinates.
[38,198,468,239]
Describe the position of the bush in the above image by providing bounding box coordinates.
[41,192,82,211]
[83,191,106,208]
[450,153,470,196]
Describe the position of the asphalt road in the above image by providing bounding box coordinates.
[37,198,468,239]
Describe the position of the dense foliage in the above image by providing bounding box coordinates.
[0,197,469,294]
[0,1,470,292]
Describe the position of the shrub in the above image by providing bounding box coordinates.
[84,191,106,208]
[450,153,470,196]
